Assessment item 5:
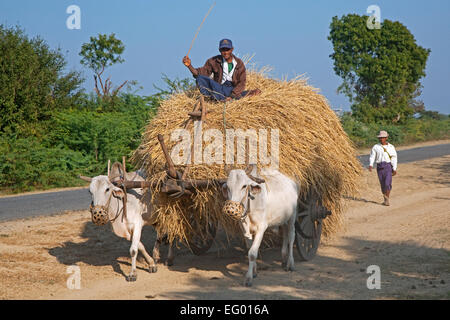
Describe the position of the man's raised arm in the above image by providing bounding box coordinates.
[182,56,198,77]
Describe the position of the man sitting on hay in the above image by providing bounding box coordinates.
[182,39,260,101]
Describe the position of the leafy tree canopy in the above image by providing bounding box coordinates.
[328,14,430,123]
[79,33,127,99]
[79,33,124,73]
[0,25,84,133]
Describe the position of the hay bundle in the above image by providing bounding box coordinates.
[131,68,362,246]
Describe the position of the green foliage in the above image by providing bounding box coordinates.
[153,74,196,100]
[0,93,158,193]
[341,112,450,148]
[79,33,125,74]
[79,33,128,100]
[350,98,416,124]
[328,15,430,123]
[0,26,168,193]
[0,135,90,192]
[45,93,157,174]
[417,110,449,121]
[0,25,84,133]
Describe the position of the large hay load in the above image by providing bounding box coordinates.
[131,68,362,251]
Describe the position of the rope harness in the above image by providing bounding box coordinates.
[89,171,128,226]
[222,185,252,221]
[89,191,127,226]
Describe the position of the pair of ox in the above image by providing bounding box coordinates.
[82,162,300,287]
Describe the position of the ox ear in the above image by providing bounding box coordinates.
[112,188,125,199]
[221,183,228,199]
[249,184,262,195]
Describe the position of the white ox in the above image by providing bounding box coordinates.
[222,165,299,286]
[81,163,174,281]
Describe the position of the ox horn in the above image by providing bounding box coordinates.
[245,164,265,184]
[245,163,254,175]
[224,163,234,176]
[79,175,92,182]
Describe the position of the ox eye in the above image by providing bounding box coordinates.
[105,188,110,192]
[242,185,247,189]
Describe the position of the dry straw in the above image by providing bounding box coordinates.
[131,67,363,246]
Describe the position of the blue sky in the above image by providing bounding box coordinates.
[1,0,449,114]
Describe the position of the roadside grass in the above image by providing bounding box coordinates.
[341,115,450,149]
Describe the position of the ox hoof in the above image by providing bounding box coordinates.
[281,262,287,269]
[149,265,158,273]
[165,259,174,267]
[126,274,137,282]
[244,278,253,287]
[284,266,295,272]
[285,260,295,272]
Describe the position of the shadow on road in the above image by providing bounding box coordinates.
[48,221,162,279]
[48,219,450,299]
[155,236,450,299]
[421,157,450,186]
[343,196,382,206]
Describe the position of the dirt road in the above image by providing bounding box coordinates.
[0,156,449,300]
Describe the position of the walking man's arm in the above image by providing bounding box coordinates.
[368,146,376,172]
[391,146,398,176]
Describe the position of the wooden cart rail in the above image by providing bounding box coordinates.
[116,178,227,190]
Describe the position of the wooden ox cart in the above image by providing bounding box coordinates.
[113,98,331,261]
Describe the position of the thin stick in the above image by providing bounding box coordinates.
[122,156,127,175]
[186,1,216,57]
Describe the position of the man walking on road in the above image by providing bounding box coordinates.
[369,130,398,206]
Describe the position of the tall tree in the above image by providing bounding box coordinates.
[328,14,430,123]
[79,33,127,100]
[0,25,84,133]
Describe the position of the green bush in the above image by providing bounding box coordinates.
[0,93,158,193]
[44,93,158,174]
[0,25,166,193]
[0,135,90,192]
[341,113,450,148]
[0,25,84,134]
[329,15,430,124]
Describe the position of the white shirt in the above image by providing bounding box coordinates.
[221,57,237,84]
[369,143,398,171]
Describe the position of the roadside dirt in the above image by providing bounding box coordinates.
[0,155,449,300]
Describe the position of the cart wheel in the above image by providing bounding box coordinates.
[187,218,217,256]
[295,215,322,261]
[295,194,323,261]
